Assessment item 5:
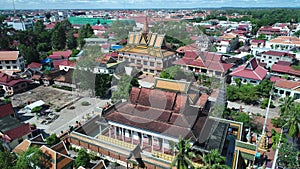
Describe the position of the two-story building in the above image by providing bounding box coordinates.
[0,51,25,73]
[257,50,295,68]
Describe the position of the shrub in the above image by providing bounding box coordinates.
[31,106,43,113]
[81,101,90,106]
[260,98,275,109]
[271,118,286,128]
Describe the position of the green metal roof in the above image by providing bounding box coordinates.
[68,17,135,26]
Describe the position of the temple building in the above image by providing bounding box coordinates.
[117,18,177,75]
[67,78,245,168]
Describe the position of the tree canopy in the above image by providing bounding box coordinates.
[75,148,90,168]
[45,134,60,146]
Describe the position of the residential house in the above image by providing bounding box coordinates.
[274,79,300,99]
[0,51,25,73]
[173,51,233,77]
[6,19,34,31]
[257,26,289,40]
[271,61,300,80]
[0,103,35,149]
[94,55,120,74]
[27,62,42,71]
[13,134,47,154]
[266,36,300,50]
[0,73,32,95]
[84,38,108,46]
[48,50,72,60]
[214,40,230,53]
[257,50,295,68]
[250,39,266,49]
[230,57,268,85]
[101,44,111,53]
[52,60,76,71]
[92,25,108,35]
[117,18,177,75]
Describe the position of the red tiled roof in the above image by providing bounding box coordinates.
[48,50,72,60]
[103,52,118,58]
[0,103,14,118]
[101,44,110,49]
[4,123,32,141]
[275,79,300,89]
[270,76,285,82]
[52,60,76,69]
[262,50,295,58]
[91,25,108,31]
[196,93,209,108]
[230,58,267,81]
[271,64,300,76]
[27,62,42,69]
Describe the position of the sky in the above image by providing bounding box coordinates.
[1,0,300,10]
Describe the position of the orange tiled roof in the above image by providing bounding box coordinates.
[275,79,300,89]
[13,139,31,154]
[0,51,19,61]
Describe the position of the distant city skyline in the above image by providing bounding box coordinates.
[0,0,300,10]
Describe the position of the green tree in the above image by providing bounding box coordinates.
[33,20,45,33]
[78,24,94,49]
[229,36,240,51]
[294,30,300,37]
[108,20,134,41]
[234,78,241,88]
[279,96,294,116]
[283,104,300,138]
[171,138,195,169]
[130,77,140,87]
[198,149,230,169]
[95,74,112,98]
[18,44,40,64]
[75,148,90,168]
[277,143,299,168]
[226,85,239,101]
[15,146,47,169]
[51,22,66,50]
[255,79,272,98]
[111,74,132,102]
[61,20,72,32]
[239,84,258,104]
[66,30,77,49]
[0,149,15,169]
[232,112,252,128]
[0,15,12,50]
[46,134,60,146]
[160,66,193,80]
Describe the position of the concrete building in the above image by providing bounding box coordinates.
[6,20,34,31]
[118,18,177,75]
[0,51,25,73]
[258,50,295,68]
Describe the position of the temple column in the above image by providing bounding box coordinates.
[108,125,111,138]
[114,126,117,139]
[151,136,154,152]
[131,130,134,144]
[122,128,124,141]
[141,133,144,148]
[162,138,165,153]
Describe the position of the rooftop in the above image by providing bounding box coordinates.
[0,51,20,61]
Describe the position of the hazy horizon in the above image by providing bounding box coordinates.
[1,0,300,10]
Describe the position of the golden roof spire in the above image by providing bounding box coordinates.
[142,16,149,34]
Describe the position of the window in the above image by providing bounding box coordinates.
[263,55,266,58]
[269,61,272,63]
[143,61,148,65]
[13,66,17,69]
[0,66,2,69]
[150,69,155,73]
[150,62,155,67]
[6,66,11,69]
[119,57,123,61]
[12,60,16,64]
[286,91,291,96]
[131,58,135,63]
[137,60,141,64]
[279,90,284,94]
[262,60,265,62]
[5,61,9,64]
[143,68,148,72]
[269,56,272,59]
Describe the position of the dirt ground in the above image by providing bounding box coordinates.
[11,86,78,109]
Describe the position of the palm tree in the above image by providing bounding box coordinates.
[197,149,230,169]
[283,104,300,138]
[171,138,195,169]
[279,96,294,116]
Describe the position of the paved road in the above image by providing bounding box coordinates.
[227,101,279,119]
[22,97,109,135]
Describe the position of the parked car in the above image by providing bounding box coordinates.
[48,113,59,120]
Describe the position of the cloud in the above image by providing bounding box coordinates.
[0,0,300,9]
